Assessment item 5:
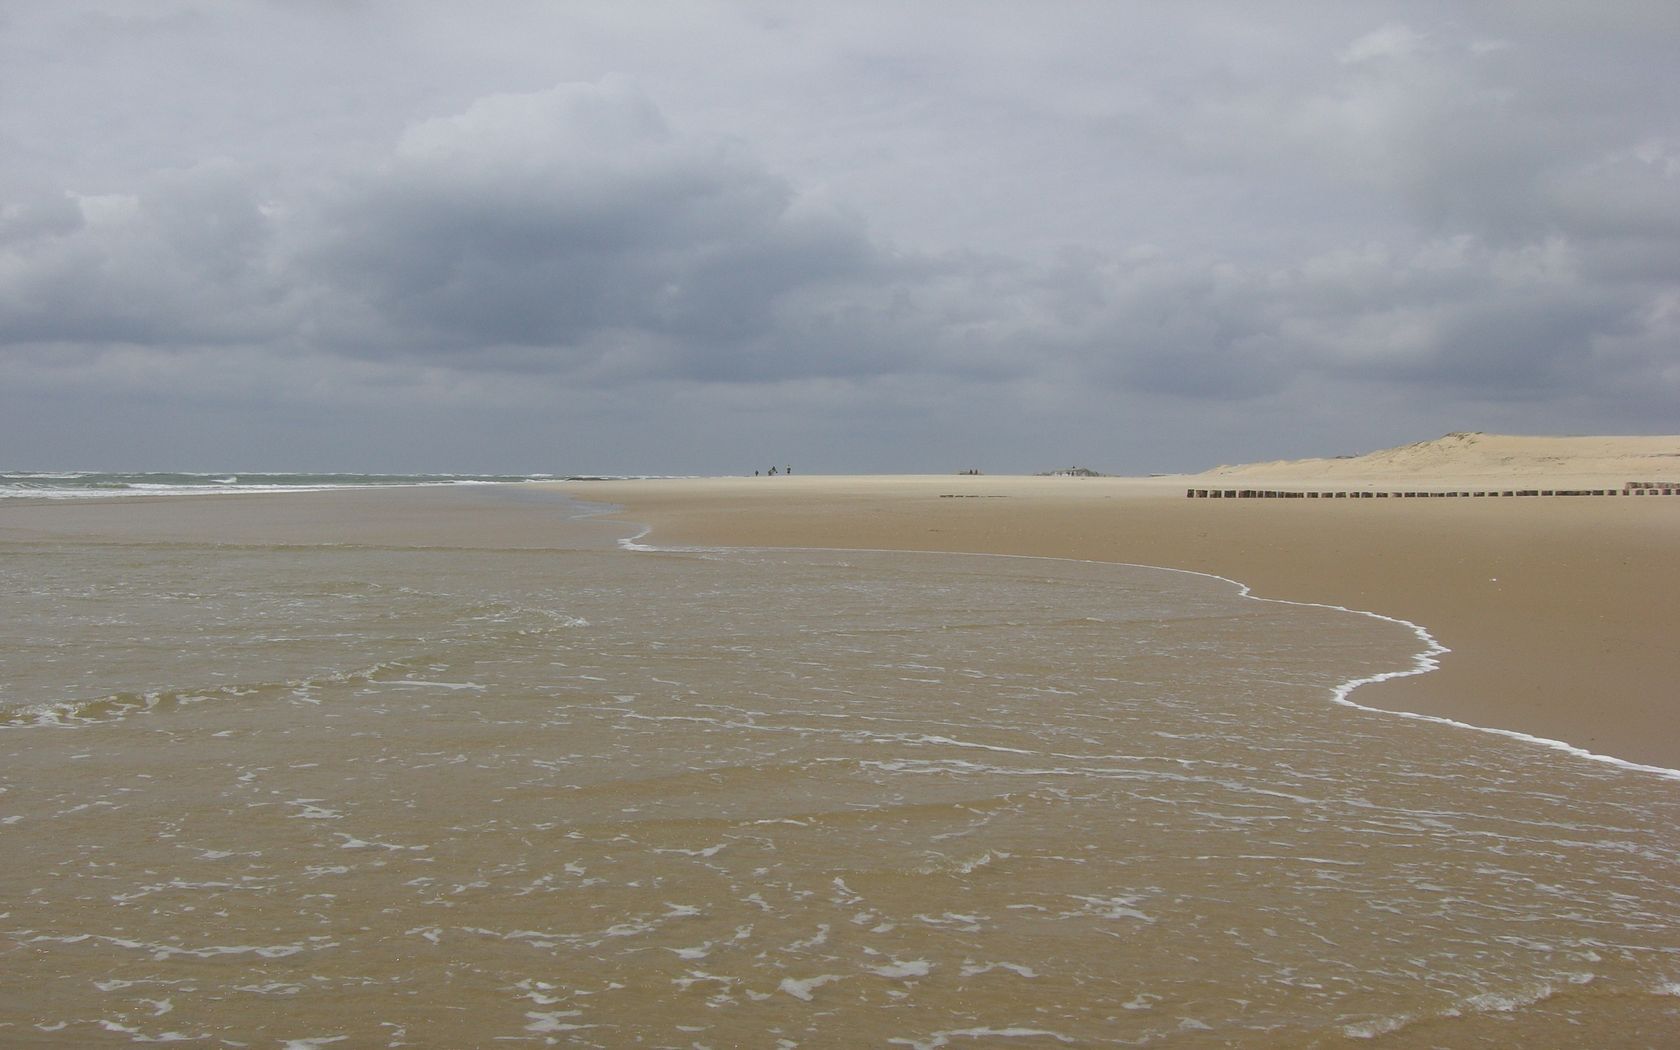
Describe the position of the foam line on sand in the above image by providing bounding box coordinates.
[618,532,1680,783]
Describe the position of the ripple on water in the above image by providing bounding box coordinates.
[1,543,1676,1046]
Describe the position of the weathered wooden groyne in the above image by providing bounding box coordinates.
[1186,481,1679,499]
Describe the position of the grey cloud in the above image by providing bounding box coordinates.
[307,81,881,375]
[0,191,81,242]
[1,4,1676,473]
[0,79,893,385]
[0,163,287,347]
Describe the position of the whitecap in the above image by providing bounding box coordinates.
[870,960,932,979]
[779,974,842,1001]
[887,1026,1074,1048]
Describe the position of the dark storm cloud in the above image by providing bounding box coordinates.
[0,2,1675,470]
[304,82,904,384]
[0,79,888,384]
[0,162,286,347]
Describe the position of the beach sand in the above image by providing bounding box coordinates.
[560,435,1680,770]
[3,444,1678,1043]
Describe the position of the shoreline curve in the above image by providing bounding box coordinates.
[614,524,1680,784]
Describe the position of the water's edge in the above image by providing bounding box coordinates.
[613,520,1680,784]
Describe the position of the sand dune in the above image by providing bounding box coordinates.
[1201,431,1680,488]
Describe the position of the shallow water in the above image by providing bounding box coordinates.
[1,524,1677,1047]
[0,472,569,500]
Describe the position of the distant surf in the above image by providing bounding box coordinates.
[0,470,587,499]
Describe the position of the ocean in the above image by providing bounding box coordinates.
[1,486,1676,1047]
[0,472,638,500]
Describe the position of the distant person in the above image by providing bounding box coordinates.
[769,467,778,476]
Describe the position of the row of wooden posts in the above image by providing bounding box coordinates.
[1186,482,1679,499]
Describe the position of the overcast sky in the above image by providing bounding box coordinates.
[2,1,1677,474]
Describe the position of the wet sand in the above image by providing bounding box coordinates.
[9,487,1679,1046]
[560,473,1680,771]
[4,468,1675,770]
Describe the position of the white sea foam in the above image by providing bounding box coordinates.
[29,933,316,961]
[870,959,933,979]
[779,974,842,1001]
[333,833,427,851]
[286,799,341,820]
[1462,981,1558,1013]
[370,680,486,691]
[525,1011,595,1033]
[889,1026,1075,1048]
[234,983,304,996]
[0,471,561,500]
[615,534,1680,782]
[96,1020,201,1042]
[1183,565,1680,782]
[667,943,712,960]
[1069,895,1154,923]
[653,843,728,858]
[902,734,1035,755]
[1343,1013,1415,1039]
[960,961,1039,978]
[10,508,1679,1045]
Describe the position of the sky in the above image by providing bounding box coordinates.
[2,1,1677,474]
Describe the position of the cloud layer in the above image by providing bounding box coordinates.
[1,2,1675,471]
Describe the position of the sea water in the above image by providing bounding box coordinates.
[0,471,647,500]
[1,501,1677,1047]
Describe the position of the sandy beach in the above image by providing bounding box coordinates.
[561,434,1680,771]
[4,443,1679,1044]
